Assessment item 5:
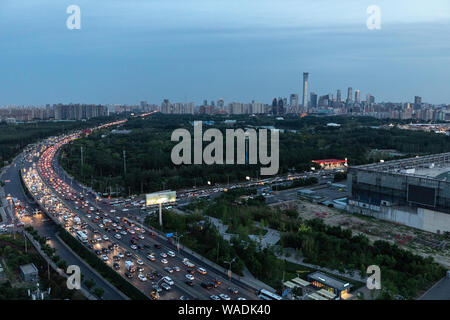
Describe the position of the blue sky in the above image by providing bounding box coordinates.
[1,0,449,105]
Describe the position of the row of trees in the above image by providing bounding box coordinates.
[60,114,450,196]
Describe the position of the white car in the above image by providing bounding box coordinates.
[129,230,135,235]
[136,259,144,265]
[161,258,168,264]
[185,274,194,281]
[163,276,174,285]
[160,252,167,258]
[130,245,138,250]
[103,235,109,241]
[120,231,127,235]
[138,235,145,240]
[114,234,122,240]
[101,254,108,261]
[118,252,124,259]
[219,294,231,300]
[210,295,220,301]
[138,274,147,282]
[167,251,175,257]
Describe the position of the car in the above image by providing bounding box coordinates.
[213,278,222,286]
[164,267,173,273]
[219,294,231,300]
[161,259,168,264]
[113,263,120,270]
[113,255,120,261]
[167,251,175,257]
[201,282,214,290]
[125,251,132,257]
[185,274,194,281]
[153,285,162,293]
[138,274,148,282]
[103,235,109,241]
[172,266,180,272]
[186,268,195,274]
[146,272,155,280]
[130,245,138,250]
[114,234,121,240]
[229,287,239,295]
[136,259,144,265]
[154,244,162,249]
[160,252,167,258]
[120,231,127,235]
[101,254,108,261]
[163,276,174,285]
[237,297,247,300]
[125,272,133,279]
[102,248,108,254]
[210,295,220,300]
[137,266,144,272]
[138,235,145,240]
[160,282,171,291]
[185,280,194,286]
[118,252,124,259]
[150,291,159,300]
[130,239,137,245]
[95,250,101,255]
[146,254,155,261]
[197,267,207,275]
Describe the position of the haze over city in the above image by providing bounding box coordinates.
[1,0,450,106]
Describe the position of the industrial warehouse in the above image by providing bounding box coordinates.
[347,152,450,234]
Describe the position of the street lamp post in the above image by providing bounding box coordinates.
[224,257,236,281]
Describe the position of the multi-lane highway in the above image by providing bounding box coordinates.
[17,126,260,301]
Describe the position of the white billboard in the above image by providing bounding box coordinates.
[146,191,176,206]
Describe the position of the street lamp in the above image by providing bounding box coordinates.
[174,232,184,252]
[224,257,236,280]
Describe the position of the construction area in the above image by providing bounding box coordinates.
[273,200,450,269]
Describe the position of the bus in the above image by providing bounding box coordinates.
[76,231,88,243]
[257,289,283,300]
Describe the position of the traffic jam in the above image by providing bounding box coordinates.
[21,128,254,301]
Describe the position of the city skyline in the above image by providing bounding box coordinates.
[1,1,450,105]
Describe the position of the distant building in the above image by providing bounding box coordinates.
[307,272,353,300]
[312,159,347,170]
[20,263,39,282]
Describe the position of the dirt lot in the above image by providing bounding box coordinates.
[272,200,450,269]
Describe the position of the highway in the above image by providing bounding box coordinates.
[18,127,259,301]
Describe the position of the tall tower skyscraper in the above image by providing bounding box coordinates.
[302,72,309,107]
[337,90,342,103]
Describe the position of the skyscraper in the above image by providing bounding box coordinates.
[290,94,299,112]
[337,90,342,103]
[302,72,309,107]
[346,87,353,104]
[310,92,318,109]
[355,90,361,104]
[278,97,285,115]
[272,98,278,115]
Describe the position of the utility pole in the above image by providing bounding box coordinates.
[80,146,84,178]
[123,150,126,176]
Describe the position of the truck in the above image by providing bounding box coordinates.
[125,260,136,273]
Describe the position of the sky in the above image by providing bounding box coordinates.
[1,0,450,106]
